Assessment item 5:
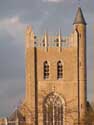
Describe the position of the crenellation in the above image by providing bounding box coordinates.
[25,26,79,49]
[29,33,78,48]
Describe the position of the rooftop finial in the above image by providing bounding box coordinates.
[44,31,48,49]
[78,0,81,7]
[58,28,61,47]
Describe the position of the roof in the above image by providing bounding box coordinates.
[73,7,86,25]
[8,109,25,121]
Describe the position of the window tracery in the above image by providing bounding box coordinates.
[43,93,63,125]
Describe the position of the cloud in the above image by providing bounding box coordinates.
[0,16,26,40]
[42,0,63,3]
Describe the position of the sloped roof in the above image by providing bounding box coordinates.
[8,109,25,121]
[73,7,86,25]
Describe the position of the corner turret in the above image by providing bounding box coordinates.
[73,7,87,124]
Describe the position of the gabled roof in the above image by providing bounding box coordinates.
[73,7,86,25]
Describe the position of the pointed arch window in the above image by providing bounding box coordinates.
[43,93,64,125]
[44,61,49,80]
[57,61,63,79]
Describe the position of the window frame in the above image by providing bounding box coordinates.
[57,60,63,80]
[43,61,49,80]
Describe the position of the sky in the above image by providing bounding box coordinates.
[0,0,93,117]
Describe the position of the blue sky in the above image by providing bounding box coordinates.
[0,0,93,117]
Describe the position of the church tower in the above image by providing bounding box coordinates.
[24,7,87,125]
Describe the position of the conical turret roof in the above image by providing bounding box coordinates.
[73,7,86,25]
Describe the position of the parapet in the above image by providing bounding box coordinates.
[25,26,78,49]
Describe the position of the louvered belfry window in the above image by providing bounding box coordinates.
[44,61,49,80]
[57,61,63,79]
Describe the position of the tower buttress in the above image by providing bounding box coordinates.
[25,26,36,125]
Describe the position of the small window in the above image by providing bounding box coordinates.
[57,61,63,79]
[44,61,49,80]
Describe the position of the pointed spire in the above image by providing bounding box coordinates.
[44,31,48,47]
[73,7,86,25]
[26,25,35,48]
[58,28,62,47]
[4,118,8,125]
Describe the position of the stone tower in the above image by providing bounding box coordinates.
[21,7,87,125]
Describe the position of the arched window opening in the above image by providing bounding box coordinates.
[57,61,63,79]
[44,61,49,80]
[43,93,64,125]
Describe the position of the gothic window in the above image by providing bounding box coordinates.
[57,61,63,79]
[44,61,49,80]
[43,93,63,125]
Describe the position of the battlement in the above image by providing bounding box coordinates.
[26,26,78,49]
[34,34,76,48]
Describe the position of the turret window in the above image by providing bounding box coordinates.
[44,61,49,80]
[57,61,63,79]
